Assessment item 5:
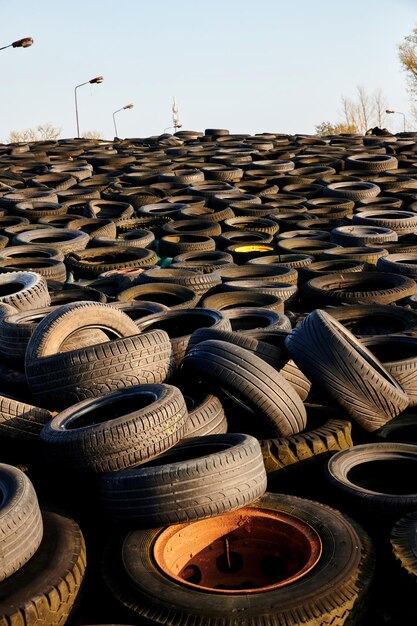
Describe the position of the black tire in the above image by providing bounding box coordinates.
[248,330,312,402]
[158,234,215,258]
[324,303,417,337]
[50,284,107,305]
[363,335,417,407]
[102,492,374,626]
[100,433,266,525]
[298,259,366,282]
[66,246,158,279]
[0,244,65,263]
[276,237,341,258]
[391,512,417,579]
[0,511,86,626]
[324,181,381,200]
[171,250,235,273]
[326,443,417,518]
[377,412,417,444]
[330,225,398,247]
[302,272,417,306]
[0,393,52,441]
[200,290,284,313]
[285,309,409,431]
[0,257,67,283]
[0,464,43,581]
[248,253,314,268]
[218,230,273,249]
[110,300,168,321]
[66,217,118,239]
[135,308,232,366]
[353,210,417,235]
[187,327,284,367]
[85,199,134,221]
[320,245,389,267]
[345,154,398,172]
[118,283,200,310]
[0,306,109,365]
[181,340,306,436]
[276,229,330,241]
[223,216,279,235]
[13,228,90,254]
[25,301,139,360]
[0,271,50,311]
[223,307,291,333]
[27,327,173,410]
[261,418,353,473]
[178,205,235,223]
[218,264,298,284]
[221,280,298,303]
[41,384,188,472]
[93,229,156,250]
[162,219,222,238]
[138,268,221,297]
[182,387,227,437]
[377,253,417,278]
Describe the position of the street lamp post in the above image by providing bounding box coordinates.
[163,125,183,134]
[386,109,406,132]
[74,76,104,139]
[0,37,33,51]
[112,103,134,137]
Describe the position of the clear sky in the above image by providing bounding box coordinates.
[1,0,416,141]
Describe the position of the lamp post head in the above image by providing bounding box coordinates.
[386,109,395,114]
[12,37,33,48]
[90,76,104,84]
[123,103,134,110]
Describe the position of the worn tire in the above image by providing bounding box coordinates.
[302,272,417,306]
[363,335,417,407]
[0,394,52,441]
[66,246,158,279]
[285,309,409,431]
[326,443,417,518]
[182,388,227,437]
[181,340,306,436]
[41,384,188,473]
[0,465,43,582]
[261,418,353,473]
[391,512,417,580]
[102,492,374,626]
[100,433,266,525]
[118,283,200,310]
[0,511,86,626]
[0,271,50,311]
[135,308,231,366]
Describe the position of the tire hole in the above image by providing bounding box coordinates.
[179,564,201,585]
[216,551,243,573]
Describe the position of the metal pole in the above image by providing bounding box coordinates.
[74,81,89,139]
[75,85,80,138]
[113,111,118,137]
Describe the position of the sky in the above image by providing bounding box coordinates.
[1,0,417,141]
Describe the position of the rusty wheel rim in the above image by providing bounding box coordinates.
[153,507,322,594]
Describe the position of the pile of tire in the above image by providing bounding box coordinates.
[1,128,417,624]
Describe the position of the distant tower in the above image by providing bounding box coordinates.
[172,96,182,132]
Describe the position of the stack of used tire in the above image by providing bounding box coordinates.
[1,129,417,624]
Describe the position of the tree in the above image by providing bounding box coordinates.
[8,123,61,143]
[82,130,103,139]
[316,87,389,136]
[374,90,388,128]
[315,121,357,136]
[399,26,417,97]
